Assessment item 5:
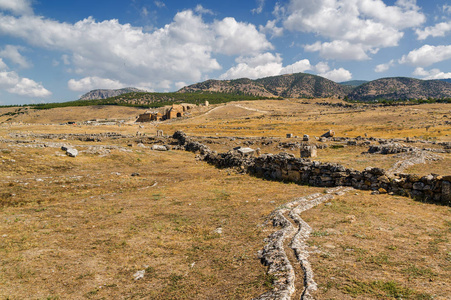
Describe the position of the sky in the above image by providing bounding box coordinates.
[0,0,450,105]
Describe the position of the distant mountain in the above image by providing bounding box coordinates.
[80,87,147,100]
[178,78,275,97]
[179,73,351,98]
[347,77,451,101]
[339,80,368,87]
[439,78,451,84]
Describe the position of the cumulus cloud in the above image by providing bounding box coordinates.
[0,9,276,91]
[259,20,283,38]
[213,17,273,55]
[220,53,352,82]
[305,41,370,61]
[0,70,51,97]
[416,21,451,40]
[281,59,313,74]
[375,59,396,73]
[0,45,31,68]
[318,67,352,82]
[0,0,32,15]
[281,0,425,60]
[399,45,451,67]
[219,52,283,79]
[68,76,125,92]
[413,67,451,80]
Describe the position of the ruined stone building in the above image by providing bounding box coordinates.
[136,104,195,122]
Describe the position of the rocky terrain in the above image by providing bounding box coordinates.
[80,87,147,100]
[180,74,451,102]
[1,99,450,299]
[347,77,451,101]
[179,73,352,99]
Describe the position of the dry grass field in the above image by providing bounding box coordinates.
[1,99,450,299]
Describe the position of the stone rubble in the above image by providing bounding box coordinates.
[173,131,450,206]
[254,187,353,300]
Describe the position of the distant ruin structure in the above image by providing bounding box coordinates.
[136,104,195,122]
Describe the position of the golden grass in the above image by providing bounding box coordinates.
[0,142,324,299]
[1,99,450,299]
[304,192,451,299]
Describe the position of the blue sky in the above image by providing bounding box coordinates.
[0,0,450,105]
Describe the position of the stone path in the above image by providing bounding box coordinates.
[387,150,442,175]
[254,186,354,300]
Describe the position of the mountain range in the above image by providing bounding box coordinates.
[80,74,451,102]
[179,73,451,101]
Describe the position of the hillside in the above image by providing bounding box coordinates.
[347,77,451,101]
[179,73,351,98]
[178,78,275,97]
[80,87,147,100]
[339,80,368,87]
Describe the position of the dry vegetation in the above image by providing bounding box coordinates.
[1,99,450,299]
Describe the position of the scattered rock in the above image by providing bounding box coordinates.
[133,270,145,280]
[66,148,78,157]
[151,144,168,151]
[321,130,335,138]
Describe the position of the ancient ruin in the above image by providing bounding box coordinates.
[136,104,196,122]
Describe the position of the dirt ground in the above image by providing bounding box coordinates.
[1,99,450,299]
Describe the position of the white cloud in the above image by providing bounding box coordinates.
[0,45,31,68]
[444,5,451,14]
[220,52,283,79]
[281,0,425,60]
[0,58,7,70]
[0,70,51,97]
[213,17,273,56]
[0,10,276,91]
[375,59,396,73]
[8,77,52,97]
[68,76,125,92]
[195,5,214,15]
[318,67,352,82]
[220,53,352,82]
[416,21,451,40]
[175,81,187,90]
[281,59,312,74]
[399,45,451,67]
[413,67,451,80]
[0,0,32,15]
[154,1,165,8]
[252,0,265,14]
[304,41,370,61]
[259,20,283,38]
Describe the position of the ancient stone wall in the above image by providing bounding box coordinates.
[173,131,451,206]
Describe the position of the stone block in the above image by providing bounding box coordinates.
[441,181,451,205]
[287,170,301,182]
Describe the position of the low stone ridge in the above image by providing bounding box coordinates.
[172,131,451,206]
